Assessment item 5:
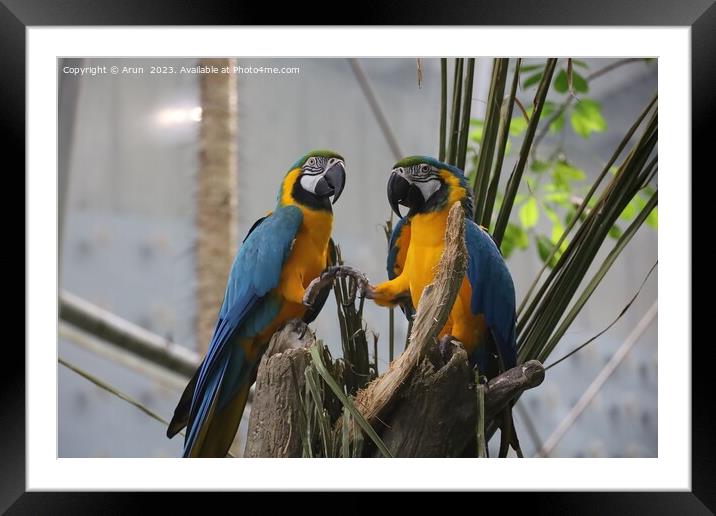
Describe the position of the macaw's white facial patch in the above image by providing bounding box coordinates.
[300,172,324,194]
[416,178,441,202]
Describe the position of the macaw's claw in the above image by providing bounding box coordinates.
[303,265,370,307]
[438,334,459,363]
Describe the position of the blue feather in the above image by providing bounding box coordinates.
[386,216,416,320]
[387,216,410,280]
[465,219,517,371]
[183,205,303,456]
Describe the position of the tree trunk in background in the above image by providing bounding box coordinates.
[196,58,238,354]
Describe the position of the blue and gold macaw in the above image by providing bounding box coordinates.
[167,150,346,457]
[368,156,517,377]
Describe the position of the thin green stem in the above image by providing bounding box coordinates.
[457,58,475,171]
[493,58,558,246]
[439,58,448,161]
[447,59,464,165]
[482,58,519,227]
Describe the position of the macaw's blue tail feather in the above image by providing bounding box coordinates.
[184,379,253,458]
[167,361,202,438]
[182,341,256,458]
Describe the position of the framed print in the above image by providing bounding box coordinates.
[8,0,711,512]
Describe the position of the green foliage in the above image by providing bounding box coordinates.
[466,58,655,267]
[571,98,607,138]
[440,56,657,446]
[519,197,539,229]
[500,222,530,258]
[523,71,544,89]
[554,68,589,93]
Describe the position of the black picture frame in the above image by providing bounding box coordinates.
[6,0,710,512]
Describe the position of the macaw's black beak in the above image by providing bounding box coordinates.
[387,172,424,218]
[314,161,346,204]
[387,172,409,218]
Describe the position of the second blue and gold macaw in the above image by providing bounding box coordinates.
[167,150,346,457]
[369,156,517,376]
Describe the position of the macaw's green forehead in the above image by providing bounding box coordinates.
[289,149,344,170]
[393,155,466,177]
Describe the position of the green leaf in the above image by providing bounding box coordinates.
[609,224,623,239]
[553,160,586,190]
[546,191,571,205]
[554,69,589,93]
[523,71,543,89]
[544,204,560,225]
[571,98,607,138]
[469,128,483,143]
[554,160,587,182]
[531,159,551,173]
[554,70,569,93]
[564,206,577,225]
[646,206,658,228]
[516,225,530,249]
[519,64,545,73]
[619,197,641,221]
[572,71,589,93]
[519,197,539,229]
[551,223,569,251]
[509,116,528,137]
[536,234,561,268]
[501,223,529,259]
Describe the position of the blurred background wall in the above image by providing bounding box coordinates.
[58,57,657,458]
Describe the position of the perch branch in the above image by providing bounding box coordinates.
[483,359,545,420]
[244,202,546,457]
[353,202,468,429]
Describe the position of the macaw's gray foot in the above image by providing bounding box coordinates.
[437,334,460,363]
[303,265,370,307]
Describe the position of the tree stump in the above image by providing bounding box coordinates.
[243,203,546,457]
[243,320,314,458]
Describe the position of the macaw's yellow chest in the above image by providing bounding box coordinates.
[258,207,332,342]
[280,206,333,297]
[406,211,452,305]
[407,211,486,352]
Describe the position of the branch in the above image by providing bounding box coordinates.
[59,290,199,378]
[483,359,544,420]
[352,202,468,429]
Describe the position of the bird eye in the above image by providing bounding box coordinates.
[420,164,431,174]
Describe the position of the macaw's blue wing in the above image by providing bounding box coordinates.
[465,220,517,373]
[386,216,415,320]
[181,205,303,457]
